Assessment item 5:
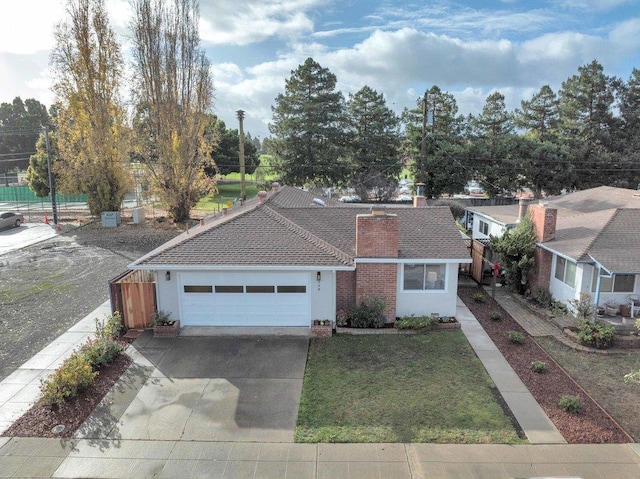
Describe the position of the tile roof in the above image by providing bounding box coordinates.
[131,186,469,269]
[467,186,640,272]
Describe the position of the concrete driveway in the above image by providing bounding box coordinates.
[76,334,309,443]
[0,222,57,255]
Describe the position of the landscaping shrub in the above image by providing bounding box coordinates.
[559,394,582,414]
[80,338,123,369]
[472,293,486,303]
[395,315,438,330]
[576,320,615,349]
[530,360,547,373]
[568,293,594,320]
[347,296,386,328]
[506,330,525,344]
[532,288,553,307]
[490,311,502,321]
[95,311,123,340]
[39,353,98,407]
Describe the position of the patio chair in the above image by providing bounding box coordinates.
[628,295,640,318]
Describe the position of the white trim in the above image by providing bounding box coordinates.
[356,257,471,264]
[130,264,355,271]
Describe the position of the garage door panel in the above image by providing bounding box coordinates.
[179,272,310,327]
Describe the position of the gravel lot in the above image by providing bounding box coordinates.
[0,220,181,382]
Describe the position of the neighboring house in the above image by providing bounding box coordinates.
[466,186,640,311]
[125,184,471,329]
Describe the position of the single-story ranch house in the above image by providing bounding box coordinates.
[465,186,640,313]
[124,184,471,330]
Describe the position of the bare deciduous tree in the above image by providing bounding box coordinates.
[130,0,216,223]
[51,0,130,215]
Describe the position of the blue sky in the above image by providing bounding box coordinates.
[1,0,639,140]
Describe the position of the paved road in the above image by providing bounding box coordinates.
[0,223,57,255]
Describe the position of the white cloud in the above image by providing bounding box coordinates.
[0,1,64,55]
[199,0,326,46]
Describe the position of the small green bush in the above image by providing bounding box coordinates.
[39,353,98,407]
[490,311,502,321]
[95,311,123,341]
[80,338,123,369]
[558,394,582,414]
[347,296,386,328]
[506,330,525,344]
[576,320,615,349]
[472,293,486,304]
[533,288,553,307]
[530,360,547,373]
[395,315,438,330]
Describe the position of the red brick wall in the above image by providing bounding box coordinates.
[355,263,397,322]
[355,212,399,258]
[336,270,356,314]
[530,247,553,294]
[529,203,557,242]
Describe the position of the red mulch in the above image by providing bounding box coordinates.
[2,353,132,439]
[459,286,631,444]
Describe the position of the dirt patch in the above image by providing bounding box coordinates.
[0,220,181,382]
[459,286,632,443]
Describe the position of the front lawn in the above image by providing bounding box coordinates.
[295,333,524,443]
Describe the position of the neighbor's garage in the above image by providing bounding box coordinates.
[178,271,310,326]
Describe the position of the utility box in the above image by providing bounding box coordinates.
[132,207,146,224]
[101,211,121,228]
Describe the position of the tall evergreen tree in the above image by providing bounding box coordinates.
[269,58,347,186]
[204,116,259,177]
[514,85,559,141]
[25,132,58,197]
[558,60,618,188]
[0,97,50,171]
[345,86,401,201]
[467,92,519,197]
[403,85,469,198]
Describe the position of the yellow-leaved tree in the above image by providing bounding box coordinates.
[130,0,216,223]
[51,0,130,215]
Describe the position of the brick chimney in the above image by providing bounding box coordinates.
[355,207,399,323]
[528,202,557,242]
[517,198,530,223]
[413,182,427,208]
[528,202,557,294]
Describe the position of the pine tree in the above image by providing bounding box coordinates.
[345,86,401,201]
[269,58,348,187]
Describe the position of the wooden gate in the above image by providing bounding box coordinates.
[470,239,486,283]
[109,270,156,329]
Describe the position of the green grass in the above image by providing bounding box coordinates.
[194,182,259,211]
[296,333,524,443]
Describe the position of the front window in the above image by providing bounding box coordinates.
[591,269,635,293]
[554,256,576,287]
[479,220,489,235]
[403,264,446,291]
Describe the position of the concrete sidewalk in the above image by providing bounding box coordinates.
[2,299,639,478]
[1,437,639,478]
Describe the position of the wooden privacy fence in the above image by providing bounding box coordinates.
[110,269,157,329]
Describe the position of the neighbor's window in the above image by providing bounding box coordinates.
[403,264,446,291]
[591,270,635,293]
[554,256,576,287]
[479,220,489,235]
[183,285,213,293]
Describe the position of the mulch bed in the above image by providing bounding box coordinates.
[459,286,632,444]
[2,353,132,439]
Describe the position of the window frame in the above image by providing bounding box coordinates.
[554,255,576,287]
[478,219,489,235]
[402,263,446,292]
[591,269,635,293]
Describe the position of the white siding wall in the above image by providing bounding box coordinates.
[472,214,507,240]
[395,263,459,317]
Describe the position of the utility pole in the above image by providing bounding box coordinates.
[236,109,246,202]
[44,126,58,225]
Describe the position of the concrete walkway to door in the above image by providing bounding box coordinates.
[74,333,309,443]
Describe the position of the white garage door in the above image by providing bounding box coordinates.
[179,271,310,326]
